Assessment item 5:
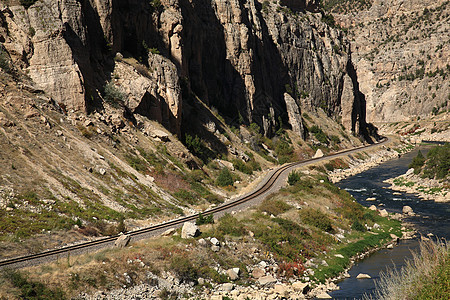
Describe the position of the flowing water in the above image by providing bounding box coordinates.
[327,146,450,299]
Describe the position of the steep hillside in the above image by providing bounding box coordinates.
[0,0,383,261]
[324,0,450,122]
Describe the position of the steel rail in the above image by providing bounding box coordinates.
[0,138,388,269]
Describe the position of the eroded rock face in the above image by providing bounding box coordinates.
[333,0,450,122]
[0,0,370,138]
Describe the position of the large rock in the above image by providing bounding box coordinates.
[284,93,304,138]
[258,275,277,286]
[252,268,265,279]
[313,149,324,158]
[181,222,200,239]
[379,209,389,217]
[402,205,414,215]
[292,281,310,293]
[356,273,371,279]
[114,234,130,248]
[227,268,239,281]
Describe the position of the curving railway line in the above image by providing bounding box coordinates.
[0,138,389,269]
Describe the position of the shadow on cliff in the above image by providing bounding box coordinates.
[346,60,381,143]
[179,0,292,139]
[62,0,117,113]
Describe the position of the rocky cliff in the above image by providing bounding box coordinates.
[326,0,450,123]
[0,0,372,138]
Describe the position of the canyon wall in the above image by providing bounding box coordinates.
[0,0,371,137]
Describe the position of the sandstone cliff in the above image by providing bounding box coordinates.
[327,0,450,123]
[0,0,372,139]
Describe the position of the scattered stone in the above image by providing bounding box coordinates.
[198,238,207,246]
[405,168,415,176]
[373,223,381,229]
[258,275,277,286]
[316,292,332,299]
[402,205,414,215]
[98,168,106,175]
[181,222,200,239]
[369,205,377,211]
[210,237,220,246]
[379,209,388,217]
[334,254,344,259]
[273,284,289,296]
[211,245,220,252]
[252,268,265,279]
[162,228,176,236]
[356,273,371,279]
[313,149,324,158]
[222,283,234,292]
[84,120,94,127]
[150,129,169,142]
[366,197,376,201]
[387,244,394,249]
[114,234,130,248]
[390,233,399,242]
[292,281,309,293]
[227,269,239,281]
[198,278,205,285]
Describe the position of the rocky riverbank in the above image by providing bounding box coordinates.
[384,168,449,203]
[75,217,416,300]
[328,143,413,183]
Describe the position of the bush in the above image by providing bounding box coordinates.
[409,150,425,174]
[351,219,366,232]
[196,213,214,225]
[174,189,197,205]
[288,171,301,185]
[422,143,450,179]
[310,125,329,144]
[103,82,125,108]
[299,208,334,233]
[216,213,246,237]
[259,198,292,216]
[216,168,234,187]
[3,270,65,299]
[169,255,198,282]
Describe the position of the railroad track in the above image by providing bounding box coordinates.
[0,138,389,269]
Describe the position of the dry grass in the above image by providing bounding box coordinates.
[366,238,449,300]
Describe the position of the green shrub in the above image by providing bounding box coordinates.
[169,255,198,282]
[422,143,449,179]
[351,219,366,232]
[287,171,301,185]
[259,198,292,216]
[216,213,246,237]
[205,194,224,204]
[125,154,147,172]
[409,150,425,174]
[216,168,234,187]
[299,208,334,233]
[310,125,329,144]
[103,82,125,108]
[3,270,65,299]
[196,213,214,225]
[174,189,197,205]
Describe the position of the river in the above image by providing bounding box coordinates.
[328,146,450,299]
